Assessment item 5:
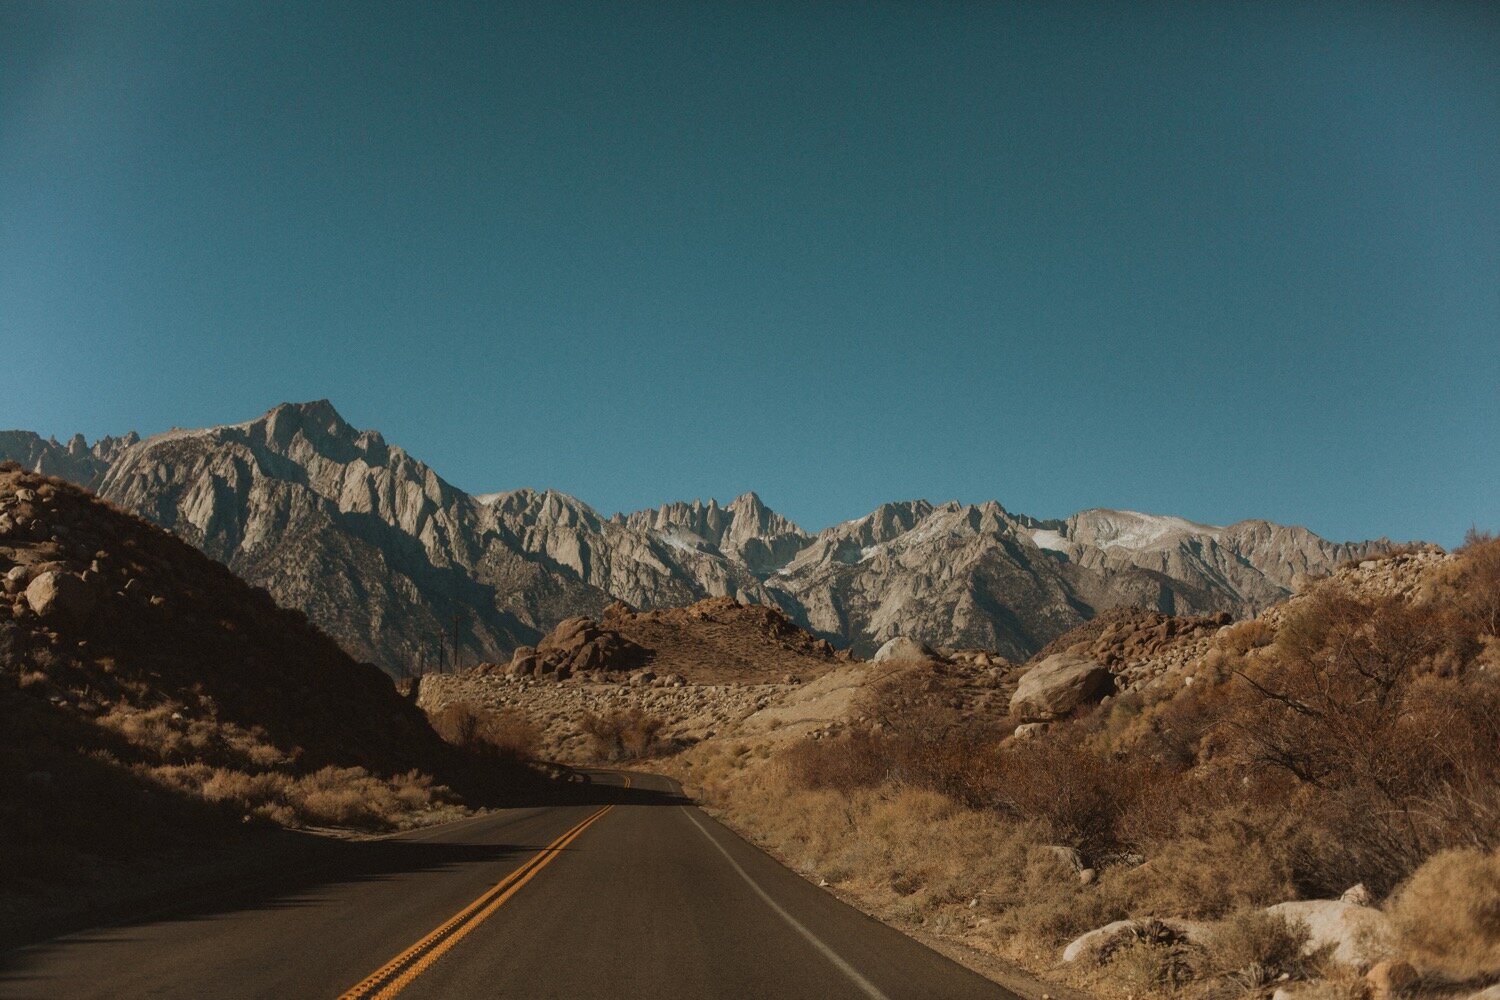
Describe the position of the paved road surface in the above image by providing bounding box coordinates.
[0,772,1016,999]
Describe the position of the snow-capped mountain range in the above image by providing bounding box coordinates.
[2,401,1397,672]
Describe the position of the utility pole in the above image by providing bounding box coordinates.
[451,612,464,672]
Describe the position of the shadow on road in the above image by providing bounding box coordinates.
[0,771,687,968]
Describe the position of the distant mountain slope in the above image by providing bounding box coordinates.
[0,430,138,490]
[95,401,609,672]
[17,401,1398,671]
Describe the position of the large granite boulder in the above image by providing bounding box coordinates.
[1010,653,1112,720]
[872,636,936,663]
[24,571,97,628]
[1264,899,1395,971]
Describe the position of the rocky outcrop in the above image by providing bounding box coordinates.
[502,615,650,679]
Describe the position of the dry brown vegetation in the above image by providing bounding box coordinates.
[669,535,1500,998]
[580,706,667,760]
[427,701,541,764]
[1388,847,1500,980]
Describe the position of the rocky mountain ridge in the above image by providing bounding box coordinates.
[0,430,140,490]
[13,401,1400,672]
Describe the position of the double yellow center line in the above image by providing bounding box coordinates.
[339,779,626,999]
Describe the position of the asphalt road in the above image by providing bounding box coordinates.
[0,772,1017,999]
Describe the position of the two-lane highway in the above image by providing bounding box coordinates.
[0,773,1017,999]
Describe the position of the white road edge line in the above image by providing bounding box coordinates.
[681,806,892,1000]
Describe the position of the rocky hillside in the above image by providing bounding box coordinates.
[22,401,1398,673]
[417,596,848,760]
[0,463,506,935]
[96,401,609,671]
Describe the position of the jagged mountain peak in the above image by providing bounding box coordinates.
[6,403,1403,671]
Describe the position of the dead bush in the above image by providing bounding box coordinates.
[991,735,1160,858]
[1199,910,1323,985]
[1223,588,1500,894]
[1108,937,1194,994]
[784,730,890,791]
[428,702,538,762]
[1121,800,1298,919]
[1216,619,1276,656]
[1387,846,1500,980]
[580,707,665,761]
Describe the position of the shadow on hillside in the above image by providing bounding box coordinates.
[0,772,689,966]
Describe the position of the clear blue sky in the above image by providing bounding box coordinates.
[2,2,1496,545]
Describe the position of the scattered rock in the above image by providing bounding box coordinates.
[1013,722,1048,740]
[1340,883,1372,906]
[1078,868,1097,886]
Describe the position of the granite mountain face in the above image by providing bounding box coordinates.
[4,401,1395,672]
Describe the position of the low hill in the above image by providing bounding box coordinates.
[491,596,843,685]
[416,596,846,760]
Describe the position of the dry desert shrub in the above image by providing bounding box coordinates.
[580,706,665,760]
[149,762,454,829]
[783,728,889,791]
[1387,846,1500,980]
[1108,936,1195,995]
[1224,588,1500,895]
[990,736,1160,859]
[428,701,539,762]
[1119,801,1298,919]
[1197,910,1323,986]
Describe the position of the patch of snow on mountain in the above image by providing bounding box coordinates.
[1029,529,1069,552]
[1090,511,1223,551]
[472,492,504,505]
[656,530,705,554]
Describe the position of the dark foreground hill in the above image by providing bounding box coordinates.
[0,463,538,943]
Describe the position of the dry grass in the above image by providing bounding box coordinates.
[1197,910,1324,987]
[1387,847,1500,980]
